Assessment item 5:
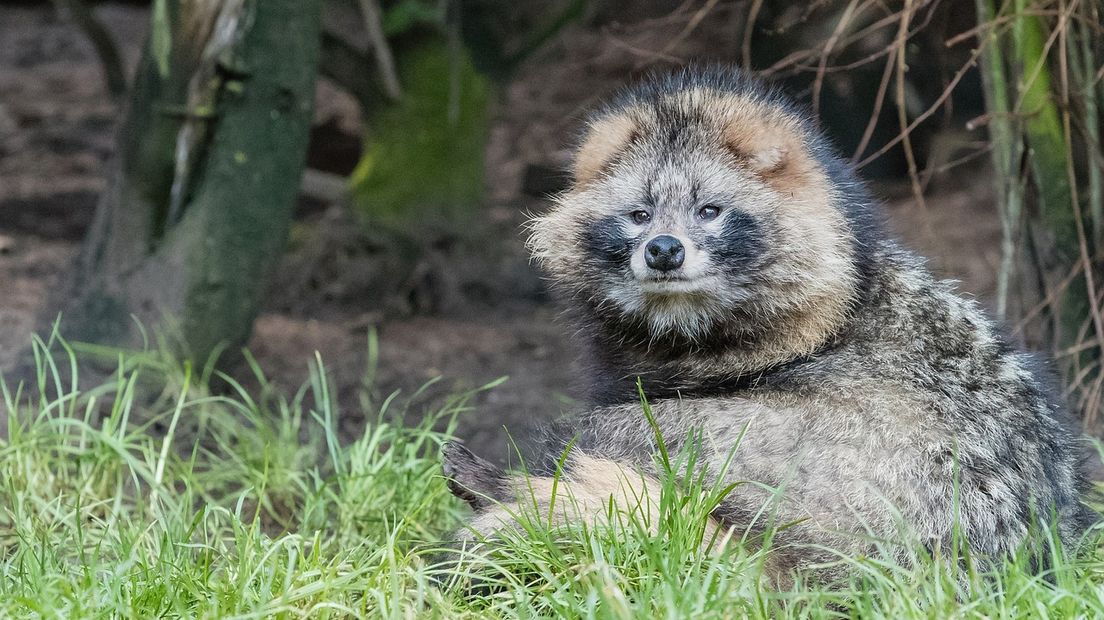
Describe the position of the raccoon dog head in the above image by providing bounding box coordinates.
[529,68,870,358]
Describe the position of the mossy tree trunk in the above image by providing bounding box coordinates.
[976,0,1095,361]
[1008,0,1089,353]
[63,0,323,363]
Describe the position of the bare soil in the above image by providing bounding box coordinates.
[0,3,1003,463]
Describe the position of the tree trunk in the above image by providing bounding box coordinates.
[62,0,323,364]
[1009,0,1089,354]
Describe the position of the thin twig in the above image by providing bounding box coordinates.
[742,0,764,70]
[1013,260,1084,335]
[606,33,686,65]
[851,44,898,162]
[918,142,994,184]
[357,0,402,101]
[647,0,723,69]
[813,0,864,115]
[1074,3,1103,245]
[1057,0,1104,423]
[52,0,127,98]
[895,0,926,211]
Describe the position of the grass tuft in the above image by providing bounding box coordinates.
[1,332,1104,618]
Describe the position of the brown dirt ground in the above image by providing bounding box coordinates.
[0,3,1003,464]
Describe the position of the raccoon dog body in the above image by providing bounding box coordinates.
[444,67,1091,581]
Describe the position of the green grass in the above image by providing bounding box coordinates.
[2,330,1104,618]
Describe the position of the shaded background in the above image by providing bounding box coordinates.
[0,0,1091,463]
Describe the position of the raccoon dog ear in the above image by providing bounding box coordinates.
[442,442,507,509]
[717,104,798,176]
[574,112,641,186]
[722,129,789,176]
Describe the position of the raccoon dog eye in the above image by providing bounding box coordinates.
[698,205,721,221]
[630,210,652,225]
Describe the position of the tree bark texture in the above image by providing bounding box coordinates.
[64,0,323,363]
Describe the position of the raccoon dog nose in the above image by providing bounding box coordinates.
[644,235,685,271]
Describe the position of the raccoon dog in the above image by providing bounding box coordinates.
[442,66,1091,583]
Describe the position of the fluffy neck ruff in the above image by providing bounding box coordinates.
[577,277,860,403]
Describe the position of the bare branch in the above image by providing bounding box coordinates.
[357,0,403,101]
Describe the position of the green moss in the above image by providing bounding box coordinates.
[350,40,489,226]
